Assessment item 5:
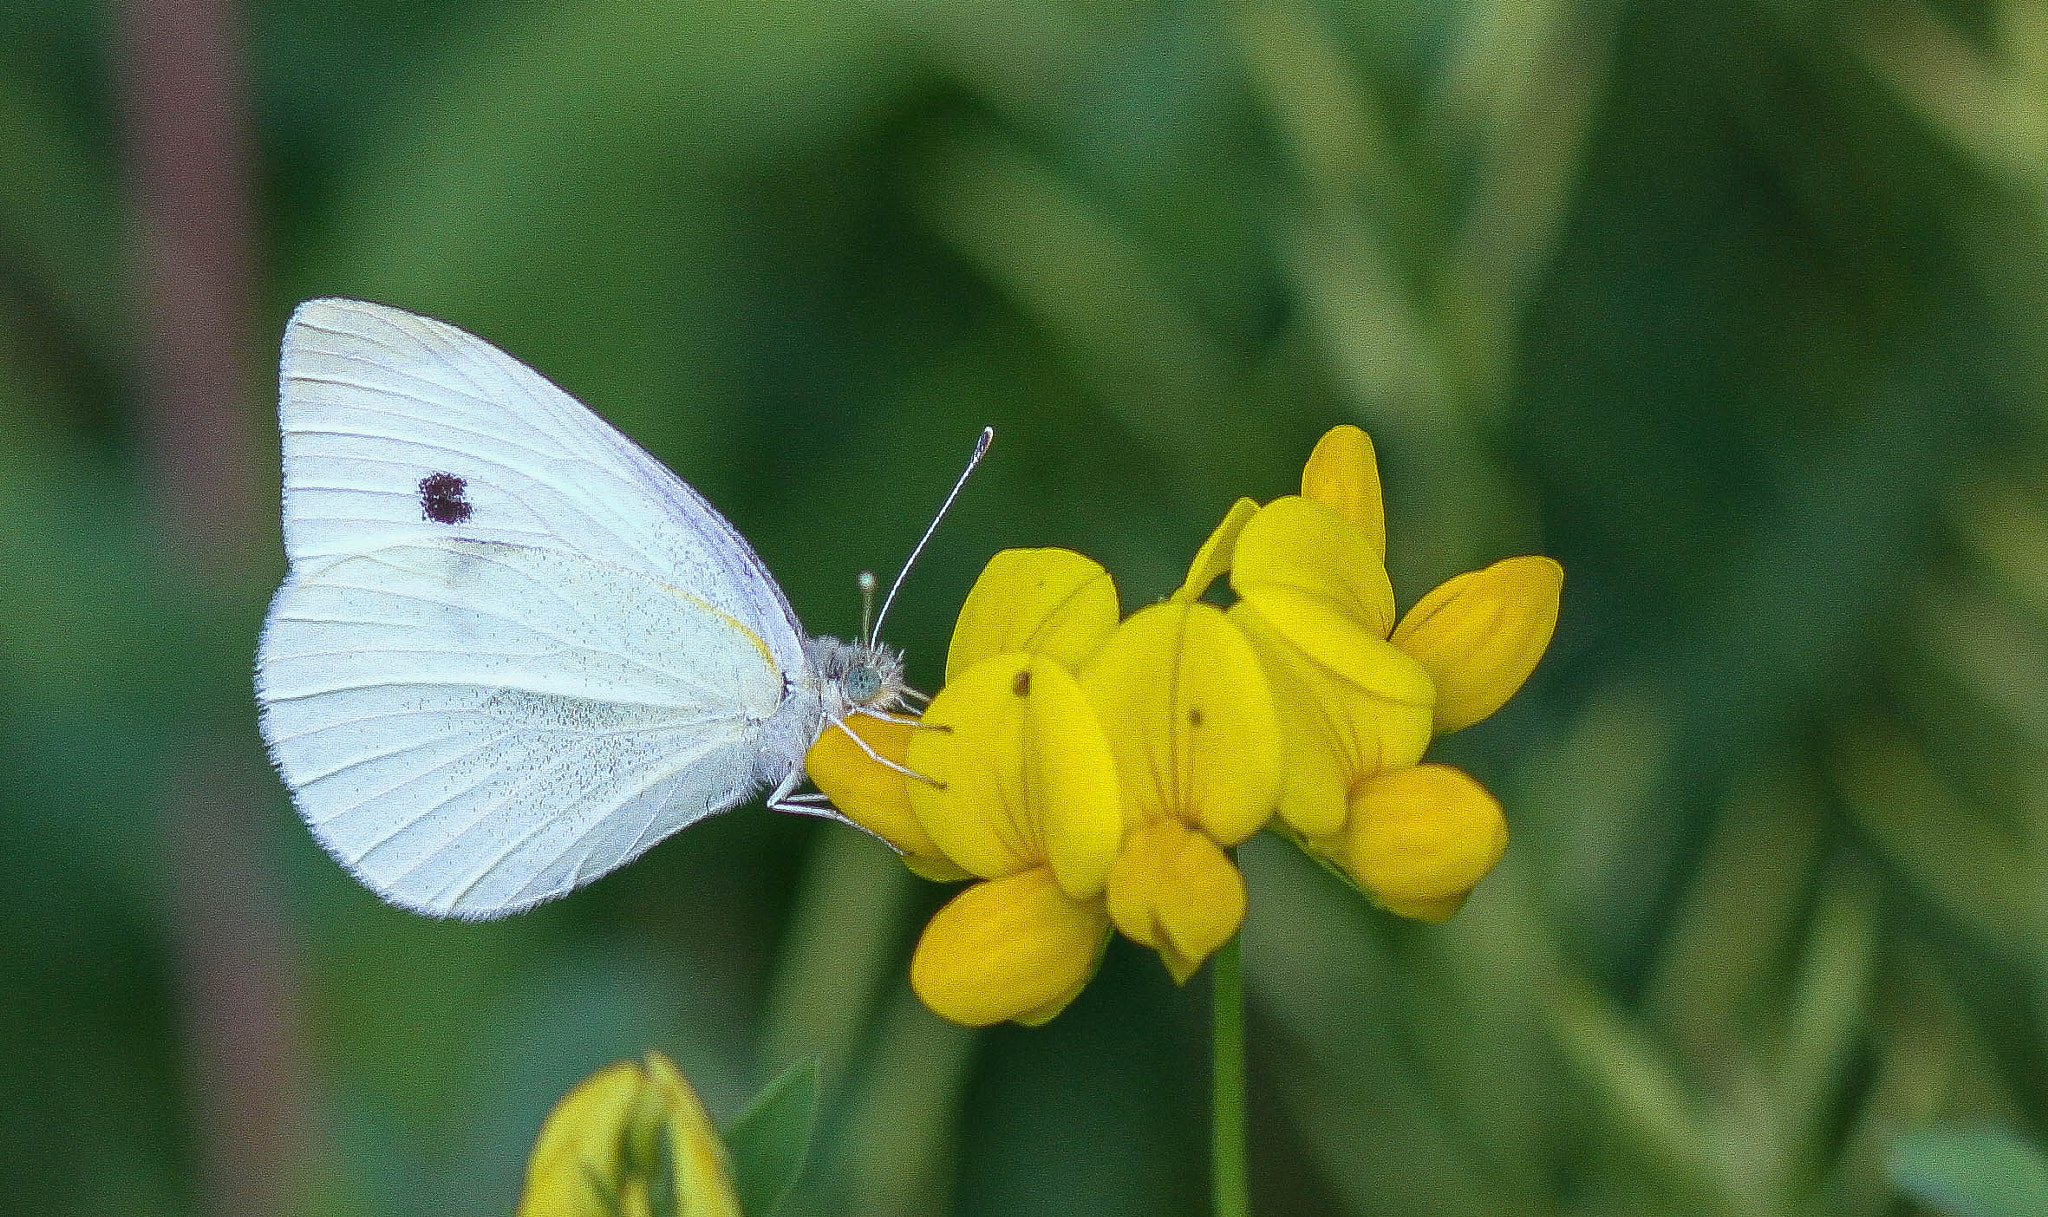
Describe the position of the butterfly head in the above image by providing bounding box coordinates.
[806,635,911,717]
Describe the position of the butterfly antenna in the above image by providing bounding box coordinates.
[872,426,993,642]
[857,570,878,645]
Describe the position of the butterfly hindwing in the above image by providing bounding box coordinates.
[260,539,788,918]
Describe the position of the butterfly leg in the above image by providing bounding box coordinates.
[765,770,850,822]
[764,770,909,859]
[860,708,937,729]
[832,713,943,787]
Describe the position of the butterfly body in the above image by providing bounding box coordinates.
[256,299,904,919]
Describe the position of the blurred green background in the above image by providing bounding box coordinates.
[5,0,2048,1213]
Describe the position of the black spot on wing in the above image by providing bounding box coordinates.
[418,472,473,524]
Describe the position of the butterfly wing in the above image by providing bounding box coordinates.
[274,297,807,671]
[260,540,790,917]
[257,299,817,917]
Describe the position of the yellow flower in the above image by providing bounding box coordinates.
[1232,493,1400,653]
[807,545,1125,884]
[1204,424,1561,920]
[1299,422,1386,557]
[807,548,1126,1027]
[904,651,1122,1026]
[1225,504,1435,840]
[1223,602,1429,839]
[944,546,1120,678]
[1390,555,1564,734]
[517,1051,741,1217]
[1104,817,1249,984]
[1341,763,1508,922]
[908,864,1113,1027]
[1174,496,1259,603]
[807,422,1560,1014]
[1290,425,1561,738]
[1079,600,1280,981]
[905,651,1123,898]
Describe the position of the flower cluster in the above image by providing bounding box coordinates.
[807,426,1561,1026]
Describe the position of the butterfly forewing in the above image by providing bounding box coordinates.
[277,298,806,671]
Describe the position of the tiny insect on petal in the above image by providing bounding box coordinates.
[1174,496,1261,603]
[1391,555,1563,734]
[909,866,1111,1027]
[945,548,1121,681]
[907,653,1123,899]
[1345,764,1508,923]
[1079,601,1280,847]
[1299,424,1386,559]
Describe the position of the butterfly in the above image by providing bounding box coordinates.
[256,299,977,919]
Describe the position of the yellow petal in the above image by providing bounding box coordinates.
[517,1053,741,1217]
[1106,818,1246,983]
[946,548,1121,681]
[1228,602,1434,838]
[907,653,1123,898]
[805,714,968,881]
[518,1061,643,1217]
[1174,496,1261,602]
[1103,821,1168,950]
[1152,837,1247,983]
[1300,424,1386,559]
[909,867,1111,1026]
[641,1053,744,1217]
[1345,764,1508,922]
[1232,496,1400,673]
[1391,555,1562,733]
[1078,601,1280,846]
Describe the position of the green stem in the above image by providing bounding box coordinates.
[1212,934,1249,1217]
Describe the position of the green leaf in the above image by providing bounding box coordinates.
[724,1058,820,1217]
[1890,1125,2048,1217]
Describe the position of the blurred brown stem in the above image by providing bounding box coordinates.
[115,1,313,1214]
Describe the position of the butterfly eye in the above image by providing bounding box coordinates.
[844,665,883,704]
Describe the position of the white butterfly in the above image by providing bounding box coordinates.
[256,299,967,919]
